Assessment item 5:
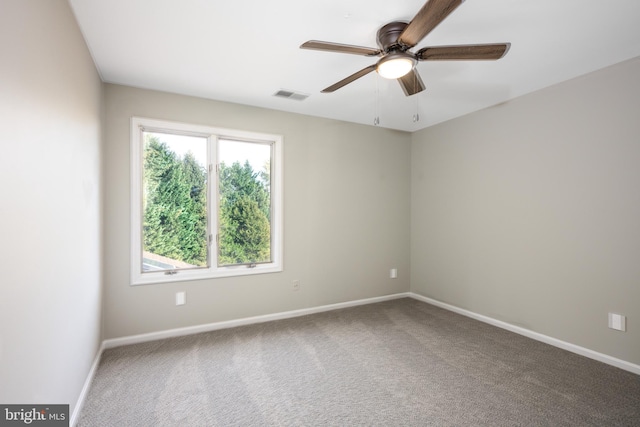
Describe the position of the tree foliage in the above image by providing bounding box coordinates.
[142,136,271,268]
[218,161,271,265]
[143,136,207,266]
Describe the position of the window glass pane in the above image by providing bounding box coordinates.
[142,131,208,272]
[217,139,272,266]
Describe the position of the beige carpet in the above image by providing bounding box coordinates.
[79,298,640,426]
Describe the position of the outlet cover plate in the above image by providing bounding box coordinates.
[176,291,186,306]
[608,313,626,331]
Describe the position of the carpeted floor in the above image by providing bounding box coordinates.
[78,298,640,426]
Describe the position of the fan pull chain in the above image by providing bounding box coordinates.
[374,75,380,126]
[413,75,420,123]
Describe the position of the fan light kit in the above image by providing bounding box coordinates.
[301,0,510,96]
[377,52,416,79]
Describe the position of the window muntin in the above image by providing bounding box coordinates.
[131,117,283,285]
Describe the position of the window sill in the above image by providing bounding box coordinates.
[131,264,283,286]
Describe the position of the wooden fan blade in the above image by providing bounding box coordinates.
[301,40,381,56]
[398,0,464,48]
[397,69,425,96]
[417,43,511,60]
[321,65,377,93]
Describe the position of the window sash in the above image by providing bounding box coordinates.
[141,130,210,273]
[216,138,274,268]
[130,117,283,285]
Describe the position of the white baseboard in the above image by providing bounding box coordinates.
[93,290,637,392]
[70,341,105,427]
[408,292,640,376]
[103,293,411,349]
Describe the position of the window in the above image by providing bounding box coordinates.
[130,117,283,285]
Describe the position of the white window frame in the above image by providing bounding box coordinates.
[130,117,283,285]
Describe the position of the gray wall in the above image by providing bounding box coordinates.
[0,0,103,414]
[411,57,640,365]
[103,84,411,339]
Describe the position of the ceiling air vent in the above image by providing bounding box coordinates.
[273,89,309,101]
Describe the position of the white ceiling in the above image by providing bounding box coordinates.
[69,0,640,132]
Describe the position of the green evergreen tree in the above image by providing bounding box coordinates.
[179,152,208,265]
[143,136,207,267]
[218,161,271,265]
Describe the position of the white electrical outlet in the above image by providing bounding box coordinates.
[390,268,398,279]
[608,313,626,331]
[292,280,300,291]
[176,291,186,306]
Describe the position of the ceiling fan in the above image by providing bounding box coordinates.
[300,0,510,96]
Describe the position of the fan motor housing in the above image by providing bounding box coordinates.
[376,21,409,52]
